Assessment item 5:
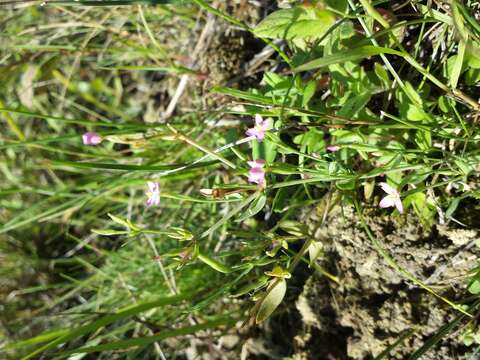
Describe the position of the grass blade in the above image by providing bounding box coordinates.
[294,45,402,72]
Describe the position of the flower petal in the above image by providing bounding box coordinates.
[395,198,404,214]
[255,114,264,126]
[248,176,265,185]
[147,193,160,206]
[247,126,265,141]
[82,132,102,145]
[246,128,259,137]
[379,195,396,208]
[248,160,265,168]
[248,167,265,184]
[379,182,397,195]
[148,181,158,193]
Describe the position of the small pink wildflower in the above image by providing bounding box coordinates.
[246,114,269,142]
[146,181,160,206]
[82,132,102,145]
[327,145,339,152]
[247,159,266,186]
[379,182,403,213]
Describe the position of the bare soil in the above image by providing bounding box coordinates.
[245,204,480,360]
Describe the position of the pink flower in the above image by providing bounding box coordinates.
[82,132,102,145]
[327,145,339,152]
[247,159,266,186]
[379,182,403,213]
[246,114,269,142]
[146,181,160,206]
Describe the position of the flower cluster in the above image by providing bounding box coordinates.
[84,114,271,207]
[83,118,408,214]
[245,115,269,188]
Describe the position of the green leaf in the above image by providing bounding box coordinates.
[455,158,473,176]
[468,279,480,294]
[302,80,317,107]
[335,178,356,191]
[236,194,267,222]
[466,42,480,69]
[255,279,287,323]
[277,220,308,237]
[231,276,269,297]
[465,67,480,85]
[324,0,348,13]
[167,227,194,241]
[295,46,402,72]
[414,130,432,150]
[374,63,390,85]
[264,265,291,279]
[450,40,467,89]
[438,95,450,113]
[404,192,436,226]
[91,229,131,236]
[446,198,460,219]
[197,252,231,274]
[108,213,131,229]
[337,91,371,118]
[254,6,335,41]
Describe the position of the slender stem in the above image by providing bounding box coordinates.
[167,124,236,169]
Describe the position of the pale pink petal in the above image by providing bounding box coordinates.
[146,182,160,206]
[259,118,270,131]
[379,195,396,208]
[246,127,264,141]
[148,181,159,193]
[255,114,264,126]
[147,193,160,206]
[379,182,397,195]
[246,115,269,142]
[248,167,265,185]
[327,145,339,152]
[247,159,267,185]
[248,175,265,185]
[248,159,265,168]
[249,167,265,177]
[395,198,404,214]
[246,126,265,142]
